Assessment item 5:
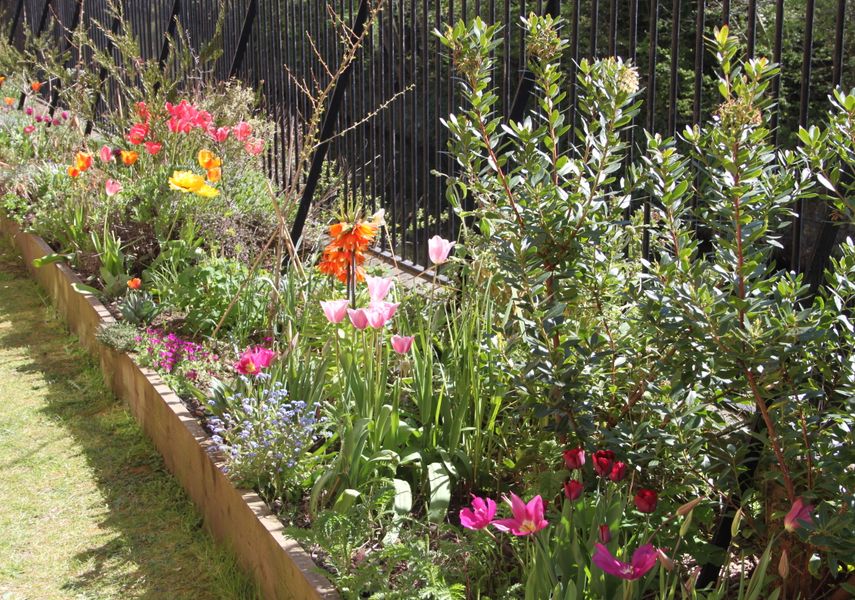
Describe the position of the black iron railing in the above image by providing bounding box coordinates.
[2,0,853,273]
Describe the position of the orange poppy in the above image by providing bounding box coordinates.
[30,81,42,92]
[74,151,93,172]
[67,166,81,178]
[0,76,6,87]
[206,166,221,183]
[120,150,139,166]
[3,97,14,106]
[197,149,221,170]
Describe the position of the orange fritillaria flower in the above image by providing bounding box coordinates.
[30,81,42,92]
[317,220,377,283]
[120,150,139,166]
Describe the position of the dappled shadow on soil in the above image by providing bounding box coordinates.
[0,239,257,599]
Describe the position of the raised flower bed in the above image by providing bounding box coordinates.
[0,215,338,600]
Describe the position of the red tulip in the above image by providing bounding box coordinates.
[563,479,583,501]
[598,524,612,543]
[609,461,627,482]
[592,450,616,477]
[563,447,585,470]
[634,489,658,513]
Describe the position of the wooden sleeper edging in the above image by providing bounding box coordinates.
[1,216,339,600]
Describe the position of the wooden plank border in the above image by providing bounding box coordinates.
[0,216,339,600]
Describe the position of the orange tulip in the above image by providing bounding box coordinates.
[120,150,139,166]
[127,277,142,290]
[30,81,42,92]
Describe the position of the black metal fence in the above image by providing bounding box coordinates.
[2,0,853,273]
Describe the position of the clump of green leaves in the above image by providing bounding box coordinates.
[95,321,139,352]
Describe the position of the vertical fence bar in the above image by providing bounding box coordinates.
[832,0,846,88]
[7,0,25,44]
[769,0,785,144]
[608,0,617,56]
[792,0,816,273]
[289,0,371,249]
[746,0,756,58]
[590,0,598,57]
[692,0,704,124]
[642,0,659,261]
[667,0,680,135]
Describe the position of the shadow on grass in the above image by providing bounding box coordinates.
[0,240,259,600]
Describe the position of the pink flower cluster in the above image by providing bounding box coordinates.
[166,99,213,134]
[319,275,414,354]
[139,327,217,375]
[21,106,69,135]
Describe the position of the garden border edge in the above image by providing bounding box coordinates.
[0,215,339,600]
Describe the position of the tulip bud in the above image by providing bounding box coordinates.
[598,524,611,544]
[563,479,583,501]
[657,548,675,572]
[676,497,703,517]
[778,549,789,579]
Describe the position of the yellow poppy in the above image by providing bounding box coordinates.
[168,170,219,198]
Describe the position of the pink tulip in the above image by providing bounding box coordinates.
[365,305,389,329]
[105,179,122,197]
[459,495,497,530]
[592,543,658,580]
[35,115,43,123]
[244,138,265,155]
[428,235,455,264]
[208,125,230,142]
[234,346,276,375]
[52,118,61,126]
[23,125,36,135]
[233,120,252,141]
[391,334,414,354]
[491,493,548,536]
[25,107,33,115]
[373,301,399,322]
[784,497,814,533]
[99,145,114,163]
[347,308,369,330]
[320,299,349,324]
[365,275,393,302]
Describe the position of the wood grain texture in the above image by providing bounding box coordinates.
[1,216,339,600]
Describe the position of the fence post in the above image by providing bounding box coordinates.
[289,0,371,250]
[228,0,257,78]
[6,0,24,44]
[158,0,181,70]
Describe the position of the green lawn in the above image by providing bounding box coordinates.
[0,238,259,599]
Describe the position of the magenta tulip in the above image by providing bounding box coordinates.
[391,334,414,354]
[23,125,35,135]
[492,493,548,536]
[427,235,455,265]
[234,347,276,375]
[366,275,393,302]
[784,497,814,532]
[593,543,658,580]
[320,299,349,324]
[563,447,585,470]
[459,495,497,530]
[598,524,612,544]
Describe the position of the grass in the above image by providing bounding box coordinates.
[0,237,259,599]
